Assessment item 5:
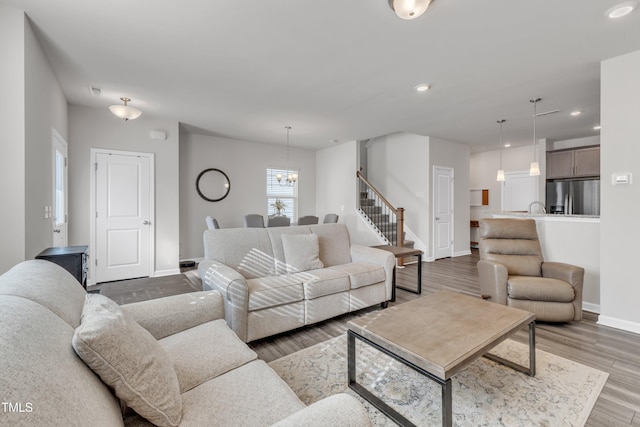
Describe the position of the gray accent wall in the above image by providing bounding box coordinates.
[179,132,317,260]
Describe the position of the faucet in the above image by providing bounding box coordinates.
[528,201,546,214]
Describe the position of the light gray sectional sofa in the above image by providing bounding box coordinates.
[199,223,395,342]
[0,260,371,427]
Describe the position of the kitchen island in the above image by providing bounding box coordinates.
[484,212,600,314]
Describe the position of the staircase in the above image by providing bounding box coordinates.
[360,191,416,252]
[356,171,416,263]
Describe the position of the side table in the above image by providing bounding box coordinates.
[372,245,423,302]
[36,245,88,289]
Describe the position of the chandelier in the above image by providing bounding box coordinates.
[276,126,297,187]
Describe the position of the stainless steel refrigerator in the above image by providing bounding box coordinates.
[546,179,600,215]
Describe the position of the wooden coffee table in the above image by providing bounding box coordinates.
[347,290,536,427]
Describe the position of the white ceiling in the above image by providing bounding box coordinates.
[4,0,640,151]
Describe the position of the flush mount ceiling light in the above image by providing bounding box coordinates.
[606,1,637,18]
[109,97,142,121]
[415,83,431,92]
[388,0,433,20]
[571,110,582,116]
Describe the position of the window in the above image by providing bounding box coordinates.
[266,167,298,219]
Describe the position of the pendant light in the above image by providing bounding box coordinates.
[388,0,433,20]
[529,98,541,176]
[109,97,142,121]
[276,126,297,187]
[496,119,506,182]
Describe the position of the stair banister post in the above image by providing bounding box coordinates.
[397,207,405,267]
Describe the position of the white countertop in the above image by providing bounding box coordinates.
[489,212,600,222]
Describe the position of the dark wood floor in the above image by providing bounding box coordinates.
[103,251,640,426]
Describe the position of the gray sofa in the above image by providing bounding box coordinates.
[0,260,371,427]
[199,223,395,342]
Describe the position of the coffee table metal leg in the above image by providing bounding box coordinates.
[395,254,422,295]
[348,330,453,427]
[483,320,536,377]
[442,378,452,427]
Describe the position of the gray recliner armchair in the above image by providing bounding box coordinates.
[477,218,584,322]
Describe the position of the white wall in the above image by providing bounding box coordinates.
[368,133,430,250]
[68,105,180,279]
[0,6,26,274]
[316,141,382,246]
[599,49,640,333]
[429,137,471,257]
[179,132,317,260]
[24,16,68,259]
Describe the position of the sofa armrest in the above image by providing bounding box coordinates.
[270,394,371,427]
[350,245,395,300]
[542,261,584,321]
[121,290,224,340]
[200,261,251,342]
[477,260,509,305]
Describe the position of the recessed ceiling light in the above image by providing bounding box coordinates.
[415,84,430,93]
[593,125,602,130]
[606,1,637,18]
[570,111,581,116]
[504,143,511,148]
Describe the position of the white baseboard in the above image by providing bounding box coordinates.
[597,315,640,335]
[582,302,600,314]
[154,268,181,277]
[453,250,472,257]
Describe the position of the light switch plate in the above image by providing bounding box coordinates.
[612,172,632,185]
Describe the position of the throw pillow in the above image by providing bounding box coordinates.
[72,294,182,427]
[281,233,324,273]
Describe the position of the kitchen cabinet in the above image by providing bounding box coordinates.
[547,146,600,179]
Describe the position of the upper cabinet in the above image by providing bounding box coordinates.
[547,146,600,179]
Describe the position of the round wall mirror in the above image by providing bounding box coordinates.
[196,168,230,202]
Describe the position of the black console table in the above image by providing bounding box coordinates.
[36,245,88,289]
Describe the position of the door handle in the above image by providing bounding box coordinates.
[435,217,440,221]
[143,221,151,225]
[53,228,61,233]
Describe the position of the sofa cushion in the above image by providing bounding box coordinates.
[159,319,257,393]
[290,269,350,300]
[309,223,352,266]
[72,294,182,427]
[266,226,313,275]
[281,233,324,273]
[179,360,305,427]
[0,260,86,328]
[0,296,123,427]
[508,276,575,302]
[246,275,304,311]
[203,228,276,279]
[329,263,386,289]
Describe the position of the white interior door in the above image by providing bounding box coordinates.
[52,130,68,247]
[434,166,453,260]
[95,151,153,282]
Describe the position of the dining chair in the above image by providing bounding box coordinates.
[243,214,265,228]
[297,215,319,225]
[267,216,290,227]
[205,216,220,230]
[323,213,339,223]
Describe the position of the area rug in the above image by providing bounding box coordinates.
[269,335,608,427]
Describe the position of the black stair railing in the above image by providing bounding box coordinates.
[356,171,404,250]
